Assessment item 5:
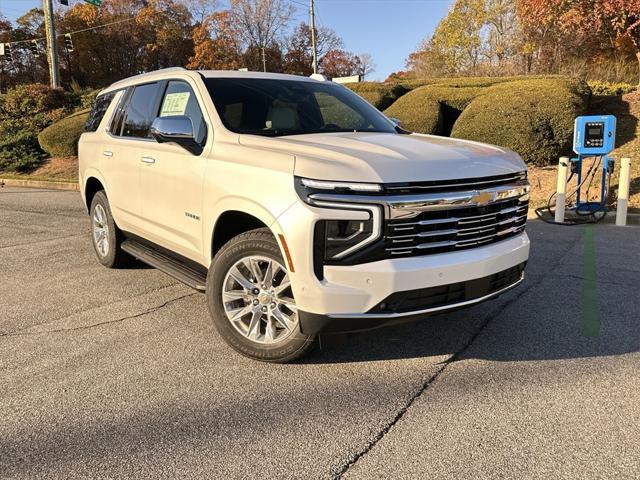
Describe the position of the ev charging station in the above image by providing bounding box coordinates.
[571,115,616,214]
[544,114,632,225]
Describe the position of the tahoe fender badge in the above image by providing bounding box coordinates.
[185,212,200,221]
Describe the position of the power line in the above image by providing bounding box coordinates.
[1,16,136,47]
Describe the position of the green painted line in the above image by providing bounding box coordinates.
[582,225,599,337]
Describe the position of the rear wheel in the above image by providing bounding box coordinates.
[206,228,315,362]
[89,191,132,268]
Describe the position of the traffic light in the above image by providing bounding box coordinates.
[1,43,13,62]
[64,34,74,52]
[29,40,40,57]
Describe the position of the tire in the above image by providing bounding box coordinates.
[89,190,132,268]
[206,228,315,363]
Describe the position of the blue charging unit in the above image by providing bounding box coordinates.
[571,115,617,213]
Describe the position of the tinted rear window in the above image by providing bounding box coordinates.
[121,83,161,138]
[85,92,116,132]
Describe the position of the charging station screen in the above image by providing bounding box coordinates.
[584,123,604,148]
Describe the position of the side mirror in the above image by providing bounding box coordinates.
[388,117,402,127]
[150,116,203,155]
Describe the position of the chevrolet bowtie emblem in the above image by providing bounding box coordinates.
[472,190,495,205]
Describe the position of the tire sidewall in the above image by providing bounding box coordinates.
[90,191,119,268]
[206,230,313,362]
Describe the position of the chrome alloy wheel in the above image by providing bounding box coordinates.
[92,204,110,258]
[222,255,298,345]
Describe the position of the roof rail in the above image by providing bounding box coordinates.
[108,67,187,89]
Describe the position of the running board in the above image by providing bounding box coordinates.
[121,239,207,291]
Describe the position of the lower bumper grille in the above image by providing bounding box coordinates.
[385,198,528,258]
[368,263,526,314]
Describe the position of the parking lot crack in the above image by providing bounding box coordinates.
[0,292,198,337]
[331,233,583,479]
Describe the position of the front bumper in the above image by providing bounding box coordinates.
[274,200,530,327]
[298,262,526,334]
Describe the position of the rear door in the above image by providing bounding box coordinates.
[101,82,163,232]
[138,79,209,261]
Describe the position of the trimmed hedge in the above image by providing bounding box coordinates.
[383,91,442,135]
[38,109,90,158]
[346,82,409,110]
[382,85,484,135]
[451,78,590,166]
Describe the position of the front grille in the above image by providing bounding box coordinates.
[384,197,529,258]
[368,263,526,314]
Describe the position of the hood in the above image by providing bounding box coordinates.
[239,132,526,183]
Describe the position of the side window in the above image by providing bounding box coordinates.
[85,92,115,132]
[121,83,160,139]
[159,81,207,145]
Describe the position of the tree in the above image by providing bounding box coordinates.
[188,10,243,70]
[355,53,376,79]
[230,0,293,66]
[283,22,343,75]
[136,0,194,71]
[319,49,359,78]
[58,2,145,86]
[574,1,640,84]
[432,0,486,74]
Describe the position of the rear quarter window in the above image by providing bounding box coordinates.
[85,92,116,132]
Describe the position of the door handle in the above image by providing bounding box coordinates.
[141,156,156,165]
[102,150,113,157]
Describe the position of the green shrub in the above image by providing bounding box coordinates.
[382,84,484,135]
[346,82,409,110]
[383,91,442,135]
[0,130,44,172]
[451,78,590,166]
[0,83,78,172]
[38,109,90,157]
[588,80,636,96]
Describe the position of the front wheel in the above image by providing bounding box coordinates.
[206,228,315,363]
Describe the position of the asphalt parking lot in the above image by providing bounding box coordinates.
[2,186,639,479]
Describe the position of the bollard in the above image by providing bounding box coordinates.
[555,157,570,223]
[616,157,631,226]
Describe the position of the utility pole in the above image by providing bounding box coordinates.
[43,0,60,88]
[310,0,318,74]
[261,47,266,72]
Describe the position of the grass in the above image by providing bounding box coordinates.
[0,157,79,183]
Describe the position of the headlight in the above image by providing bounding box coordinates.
[312,201,382,263]
[295,176,383,202]
[322,218,375,260]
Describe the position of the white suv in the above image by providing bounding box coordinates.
[79,67,530,362]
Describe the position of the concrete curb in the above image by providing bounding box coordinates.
[0,177,79,192]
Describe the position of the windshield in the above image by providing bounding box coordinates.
[204,77,397,137]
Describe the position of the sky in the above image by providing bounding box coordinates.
[0,0,454,81]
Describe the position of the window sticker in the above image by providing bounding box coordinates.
[160,92,191,117]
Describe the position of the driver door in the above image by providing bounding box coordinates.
[138,79,209,261]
